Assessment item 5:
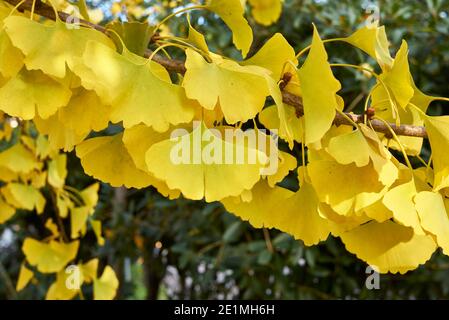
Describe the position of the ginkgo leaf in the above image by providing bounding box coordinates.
[375,79,430,156]
[81,259,99,283]
[122,125,181,199]
[259,104,304,145]
[4,15,115,78]
[241,33,297,80]
[56,193,73,218]
[46,269,79,300]
[71,206,90,238]
[48,153,67,189]
[74,41,195,131]
[1,183,46,214]
[76,133,155,188]
[16,264,34,292]
[0,69,72,120]
[107,20,153,56]
[327,128,375,167]
[57,88,110,136]
[93,266,119,300]
[145,122,268,202]
[187,15,209,54]
[266,151,297,187]
[183,48,270,124]
[422,115,449,191]
[34,113,88,152]
[22,238,79,273]
[308,159,397,216]
[221,180,293,229]
[340,220,436,274]
[298,25,342,144]
[375,41,414,110]
[343,23,393,70]
[45,219,59,237]
[362,199,393,223]
[326,124,395,182]
[0,26,23,79]
[80,183,99,212]
[414,191,449,255]
[383,178,424,235]
[206,0,253,57]
[248,0,283,26]
[0,197,15,224]
[0,143,40,174]
[319,203,371,237]
[91,220,105,246]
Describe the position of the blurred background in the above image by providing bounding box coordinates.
[1,0,449,299]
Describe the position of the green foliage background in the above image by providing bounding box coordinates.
[1,0,449,299]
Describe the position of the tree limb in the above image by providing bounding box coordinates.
[5,0,428,138]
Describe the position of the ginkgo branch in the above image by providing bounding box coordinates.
[6,0,428,139]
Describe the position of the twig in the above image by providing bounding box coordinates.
[0,261,17,299]
[5,0,428,138]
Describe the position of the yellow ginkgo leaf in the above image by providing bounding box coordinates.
[22,238,79,273]
[298,25,342,144]
[45,218,60,237]
[0,6,24,78]
[340,220,436,274]
[422,115,449,191]
[58,88,110,136]
[4,15,114,78]
[362,199,393,223]
[90,220,105,246]
[122,125,181,199]
[0,69,72,120]
[0,197,15,224]
[75,41,195,131]
[46,269,80,300]
[16,264,34,292]
[259,104,304,146]
[382,178,424,235]
[319,203,371,237]
[35,134,54,159]
[48,153,67,189]
[376,40,414,110]
[71,206,90,239]
[308,159,396,216]
[56,192,74,218]
[373,77,434,156]
[266,151,297,187]
[327,128,375,167]
[34,113,88,152]
[93,266,119,300]
[241,33,297,80]
[80,183,99,212]
[146,122,268,202]
[206,0,253,57]
[187,15,209,54]
[0,143,40,174]
[80,259,99,283]
[248,0,283,26]
[222,181,292,227]
[343,23,393,70]
[0,25,23,79]
[414,191,449,255]
[1,183,46,214]
[183,48,270,124]
[76,133,155,189]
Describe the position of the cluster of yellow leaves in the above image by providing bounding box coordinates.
[0,114,118,299]
[1,0,449,275]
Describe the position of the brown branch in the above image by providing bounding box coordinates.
[5,0,428,139]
